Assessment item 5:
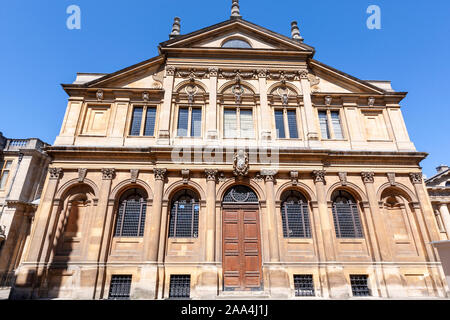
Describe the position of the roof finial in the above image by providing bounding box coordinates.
[291,21,303,42]
[231,0,241,18]
[169,17,181,39]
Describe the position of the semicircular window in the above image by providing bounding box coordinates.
[222,39,252,49]
[223,185,258,203]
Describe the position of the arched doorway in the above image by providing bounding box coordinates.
[222,185,262,291]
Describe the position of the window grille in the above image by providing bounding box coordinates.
[332,190,363,238]
[169,275,191,299]
[108,275,132,300]
[114,188,147,237]
[169,189,199,238]
[350,275,371,297]
[281,190,311,238]
[223,185,259,203]
[294,275,315,297]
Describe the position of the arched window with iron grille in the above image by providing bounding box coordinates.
[169,189,200,238]
[280,190,311,238]
[114,188,147,237]
[331,190,364,238]
[222,185,259,204]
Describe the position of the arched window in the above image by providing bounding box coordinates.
[221,39,252,48]
[280,190,311,238]
[169,189,200,238]
[331,190,363,238]
[223,185,259,204]
[114,188,147,237]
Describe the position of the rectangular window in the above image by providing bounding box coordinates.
[169,275,191,299]
[350,275,371,297]
[287,110,299,139]
[224,108,254,139]
[129,106,157,137]
[275,110,286,139]
[224,109,238,138]
[177,107,202,137]
[294,275,315,297]
[239,109,254,139]
[108,275,132,300]
[144,107,157,136]
[318,110,344,140]
[0,160,12,190]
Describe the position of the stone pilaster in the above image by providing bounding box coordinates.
[261,169,279,262]
[299,70,319,146]
[258,69,272,141]
[207,68,219,140]
[157,66,175,144]
[205,169,218,261]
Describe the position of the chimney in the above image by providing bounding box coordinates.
[169,17,181,39]
[291,21,303,42]
[437,164,449,173]
[231,0,241,18]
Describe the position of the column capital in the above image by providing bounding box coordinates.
[154,168,167,181]
[205,169,218,181]
[261,169,277,182]
[101,168,116,180]
[361,172,375,184]
[48,168,63,180]
[312,170,326,183]
[409,172,423,185]
[298,69,309,79]
[257,69,267,78]
[165,65,176,76]
[208,67,218,77]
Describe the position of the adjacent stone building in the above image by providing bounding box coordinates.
[426,165,450,239]
[10,2,449,299]
[0,133,50,293]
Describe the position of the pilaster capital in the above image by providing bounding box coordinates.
[205,169,218,181]
[165,65,176,76]
[101,168,116,180]
[257,69,267,78]
[361,172,375,184]
[261,169,277,182]
[208,67,218,77]
[154,168,167,181]
[49,168,63,180]
[409,172,423,185]
[298,69,309,79]
[312,170,326,183]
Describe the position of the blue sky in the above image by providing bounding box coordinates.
[0,0,449,177]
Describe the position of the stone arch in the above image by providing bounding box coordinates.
[216,179,265,203]
[220,36,253,48]
[376,183,418,203]
[326,182,368,203]
[174,80,208,94]
[163,180,206,203]
[267,82,301,96]
[275,181,317,202]
[218,80,257,95]
[55,178,99,201]
[109,179,154,201]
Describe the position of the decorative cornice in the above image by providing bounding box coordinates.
[205,169,218,181]
[312,170,326,183]
[102,168,116,180]
[49,168,63,180]
[410,172,423,185]
[154,168,167,181]
[361,172,375,184]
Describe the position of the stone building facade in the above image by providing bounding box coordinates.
[10,3,449,299]
[426,165,450,240]
[0,133,50,292]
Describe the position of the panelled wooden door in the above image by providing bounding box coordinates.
[222,206,262,291]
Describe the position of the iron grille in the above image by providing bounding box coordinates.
[169,201,199,238]
[294,275,315,297]
[169,275,191,299]
[114,189,147,237]
[332,203,363,238]
[350,275,371,297]
[108,275,132,300]
[281,201,311,238]
[223,185,258,203]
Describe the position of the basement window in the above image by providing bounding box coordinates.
[108,275,132,300]
[169,275,191,299]
[350,275,371,297]
[294,275,315,297]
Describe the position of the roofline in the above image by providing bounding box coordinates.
[426,169,450,183]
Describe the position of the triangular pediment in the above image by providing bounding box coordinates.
[160,18,314,53]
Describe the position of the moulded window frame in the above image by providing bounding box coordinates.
[316,108,347,141]
[127,104,159,138]
[173,104,204,139]
[273,106,302,140]
[222,105,256,140]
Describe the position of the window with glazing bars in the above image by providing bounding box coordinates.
[114,189,147,237]
[0,160,12,190]
[169,275,191,299]
[281,190,311,238]
[177,107,202,137]
[294,275,315,297]
[275,109,299,139]
[223,108,254,139]
[350,275,371,296]
[318,110,344,140]
[169,190,199,238]
[129,106,157,136]
[108,275,132,300]
[332,190,363,238]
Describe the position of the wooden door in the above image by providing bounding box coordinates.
[222,206,262,291]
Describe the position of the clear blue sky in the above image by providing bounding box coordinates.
[0,0,449,177]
